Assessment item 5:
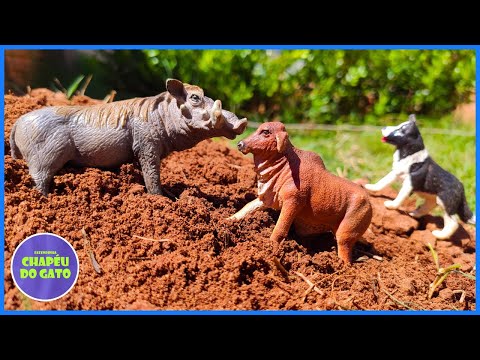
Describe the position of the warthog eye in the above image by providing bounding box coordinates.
[190,94,201,102]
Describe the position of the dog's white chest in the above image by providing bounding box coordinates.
[392,149,429,177]
[256,158,288,209]
[258,177,281,209]
[258,180,271,197]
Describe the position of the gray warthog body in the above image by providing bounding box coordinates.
[10,79,247,195]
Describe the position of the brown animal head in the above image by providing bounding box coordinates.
[166,79,247,139]
[237,121,291,155]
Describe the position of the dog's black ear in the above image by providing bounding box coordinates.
[408,114,417,123]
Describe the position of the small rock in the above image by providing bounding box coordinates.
[460,261,474,273]
[325,297,336,310]
[382,210,418,235]
[369,196,419,235]
[410,230,437,246]
[438,288,453,300]
[399,278,416,295]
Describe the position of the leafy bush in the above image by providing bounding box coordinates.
[81,49,475,124]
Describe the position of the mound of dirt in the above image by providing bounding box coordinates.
[3,90,476,311]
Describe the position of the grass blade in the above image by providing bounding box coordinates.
[67,75,85,99]
[440,264,461,273]
[453,270,476,281]
[428,264,468,299]
[427,242,439,270]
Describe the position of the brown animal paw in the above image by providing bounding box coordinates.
[226,214,240,222]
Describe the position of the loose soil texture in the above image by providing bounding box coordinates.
[3,90,476,311]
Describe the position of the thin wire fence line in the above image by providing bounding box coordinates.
[246,122,476,137]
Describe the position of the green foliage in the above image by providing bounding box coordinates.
[51,74,92,99]
[81,50,475,124]
[66,74,85,99]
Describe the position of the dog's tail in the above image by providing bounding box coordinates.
[458,192,475,225]
[9,121,23,159]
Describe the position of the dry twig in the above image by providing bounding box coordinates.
[273,256,290,282]
[371,278,379,303]
[351,299,365,310]
[78,74,93,96]
[380,287,416,310]
[53,78,67,94]
[267,274,293,295]
[294,271,325,302]
[81,228,102,274]
[377,272,421,310]
[129,257,152,261]
[103,90,117,103]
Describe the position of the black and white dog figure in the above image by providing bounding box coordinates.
[364,114,475,240]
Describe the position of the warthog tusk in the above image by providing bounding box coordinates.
[201,109,210,120]
[212,100,224,129]
[180,104,191,118]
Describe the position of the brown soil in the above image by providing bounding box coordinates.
[3,90,476,311]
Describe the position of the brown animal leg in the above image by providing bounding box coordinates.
[335,231,356,264]
[270,202,300,243]
[335,199,373,264]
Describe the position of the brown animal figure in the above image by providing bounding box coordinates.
[228,122,373,263]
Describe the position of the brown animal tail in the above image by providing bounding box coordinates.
[9,122,22,159]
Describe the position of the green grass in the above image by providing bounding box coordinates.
[229,121,476,213]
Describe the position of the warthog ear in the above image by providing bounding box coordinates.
[166,79,187,101]
[275,131,289,153]
[408,114,417,123]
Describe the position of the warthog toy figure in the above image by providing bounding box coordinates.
[10,79,247,195]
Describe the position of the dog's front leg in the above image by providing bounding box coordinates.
[270,201,300,243]
[364,171,398,192]
[227,198,265,221]
[384,177,413,210]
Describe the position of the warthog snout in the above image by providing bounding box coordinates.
[232,118,248,134]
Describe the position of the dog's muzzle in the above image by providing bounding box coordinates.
[237,141,245,152]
